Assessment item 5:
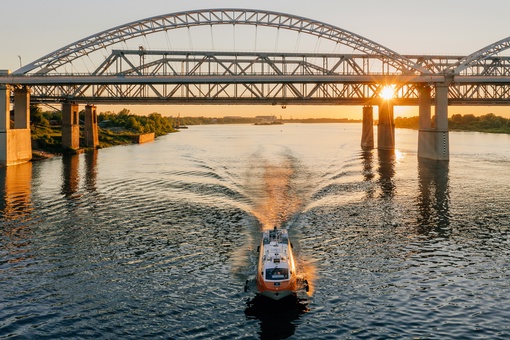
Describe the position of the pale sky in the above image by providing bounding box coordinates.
[2,0,510,118]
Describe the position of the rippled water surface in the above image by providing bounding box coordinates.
[1,124,510,339]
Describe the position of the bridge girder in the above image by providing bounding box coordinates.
[4,50,509,105]
[26,82,510,106]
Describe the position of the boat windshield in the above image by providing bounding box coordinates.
[265,268,289,280]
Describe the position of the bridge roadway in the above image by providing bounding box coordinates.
[2,8,510,165]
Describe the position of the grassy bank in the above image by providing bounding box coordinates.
[31,124,153,156]
[30,106,177,156]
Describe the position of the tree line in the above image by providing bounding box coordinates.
[99,109,175,136]
[30,107,177,135]
[394,113,510,134]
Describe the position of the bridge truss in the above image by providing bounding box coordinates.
[1,8,510,106]
[7,50,510,106]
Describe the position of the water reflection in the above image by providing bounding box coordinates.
[84,150,98,191]
[245,295,309,340]
[61,151,98,197]
[361,149,397,199]
[377,150,396,199]
[0,162,33,220]
[61,154,80,198]
[416,159,450,236]
[0,162,33,263]
[361,149,375,199]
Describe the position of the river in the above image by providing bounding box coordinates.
[1,123,510,339]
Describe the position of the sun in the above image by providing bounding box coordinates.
[380,85,395,100]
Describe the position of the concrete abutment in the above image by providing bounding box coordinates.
[0,72,32,166]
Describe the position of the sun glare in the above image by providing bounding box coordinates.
[380,85,395,100]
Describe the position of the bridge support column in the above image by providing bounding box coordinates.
[84,104,99,148]
[435,85,449,160]
[377,101,394,150]
[0,81,10,132]
[0,76,32,166]
[418,85,449,160]
[62,103,80,150]
[418,85,434,158]
[0,83,10,166]
[361,105,374,149]
[14,87,30,129]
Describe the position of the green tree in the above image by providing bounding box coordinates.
[125,116,141,132]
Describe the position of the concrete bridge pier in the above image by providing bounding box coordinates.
[361,105,374,149]
[62,103,80,150]
[0,75,32,166]
[84,104,99,148]
[418,85,449,160]
[377,100,394,150]
[434,85,450,160]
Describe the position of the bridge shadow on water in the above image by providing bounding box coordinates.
[244,294,309,340]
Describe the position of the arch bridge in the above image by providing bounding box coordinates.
[2,8,510,165]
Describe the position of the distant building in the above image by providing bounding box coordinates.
[255,115,277,124]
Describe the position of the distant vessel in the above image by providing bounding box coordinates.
[174,113,188,129]
[256,228,307,300]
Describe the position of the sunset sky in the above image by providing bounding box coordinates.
[2,0,510,118]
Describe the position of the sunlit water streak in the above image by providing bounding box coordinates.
[1,124,510,339]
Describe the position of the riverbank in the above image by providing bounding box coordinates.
[29,107,178,160]
[30,126,169,161]
[395,113,510,134]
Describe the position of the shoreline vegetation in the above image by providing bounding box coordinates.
[395,113,510,134]
[29,106,510,159]
[31,107,177,158]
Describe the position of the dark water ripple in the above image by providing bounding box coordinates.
[1,124,510,339]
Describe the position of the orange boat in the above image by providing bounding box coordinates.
[256,228,307,300]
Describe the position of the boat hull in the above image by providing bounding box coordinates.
[260,288,294,300]
[257,273,297,300]
[256,228,298,301]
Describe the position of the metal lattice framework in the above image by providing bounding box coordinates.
[13,8,428,76]
[1,9,510,106]
[13,50,444,105]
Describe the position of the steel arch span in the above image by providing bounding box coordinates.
[451,36,510,75]
[14,8,429,76]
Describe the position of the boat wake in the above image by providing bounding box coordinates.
[241,155,316,299]
[250,158,302,231]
